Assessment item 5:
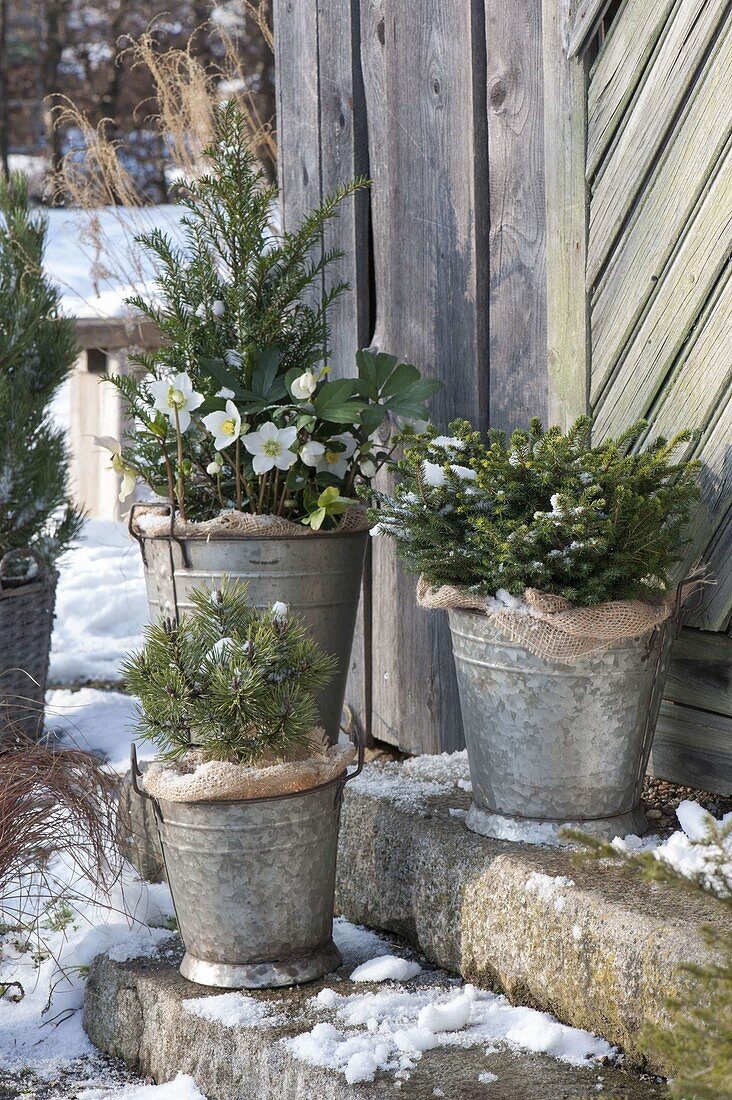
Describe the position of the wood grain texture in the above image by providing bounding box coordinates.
[567,0,615,59]
[486,0,548,430]
[587,0,677,178]
[360,0,489,753]
[665,629,732,718]
[592,140,732,440]
[274,0,373,738]
[591,33,732,396]
[645,268,732,631]
[650,701,732,795]
[588,0,729,284]
[542,0,590,428]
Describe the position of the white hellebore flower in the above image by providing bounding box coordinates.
[149,372,204,432]
[291,370,318,400]
[307,433,358,480]
[242,422,299,475]
[300,440,325,467]
[360,458,377,480]
[207,454,223,476]
[95,436,136,502]
[203,400,242,452]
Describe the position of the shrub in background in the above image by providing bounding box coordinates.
[0,173,83,573]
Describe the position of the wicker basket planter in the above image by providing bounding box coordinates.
[0,550,57,741]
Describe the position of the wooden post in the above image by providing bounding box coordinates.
[542,0,591,428]
[274,0,373,740]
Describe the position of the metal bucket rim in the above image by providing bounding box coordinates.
[154,770,348,812]
[136,528,368,543]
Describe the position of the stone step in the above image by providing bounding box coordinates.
[337,756,730,1072]
[84,930,666,1100]
[119,753,730,1073]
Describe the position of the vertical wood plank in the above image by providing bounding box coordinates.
[360,0,489,753]
[485,0,548,431]
[274,0,373,739]
[542,0,591,428]
[317,0,373,739]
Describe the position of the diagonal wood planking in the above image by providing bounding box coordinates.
[591,31,732,399]
[586,0,677,179]
[587,0,729,284]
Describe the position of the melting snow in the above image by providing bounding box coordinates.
[0,853,175,1077]
[524,873,575,912]
[350,956,422,983]
[288,978,614,1084]
[77,1073,207,1100]
[182,992,283,1029]
[613,799,732,896]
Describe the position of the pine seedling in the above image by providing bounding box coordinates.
[122,578,337,765]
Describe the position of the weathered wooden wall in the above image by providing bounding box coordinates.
[274,0,732,785]
[275,0,548,753]
[557,0,732,792]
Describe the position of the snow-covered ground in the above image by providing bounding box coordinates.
[49,519,147,686]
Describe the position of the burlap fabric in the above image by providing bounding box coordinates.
[142,735,356,803]
[416,575,696,662]
[131,505,370,538]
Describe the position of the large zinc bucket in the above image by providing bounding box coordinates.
[448,609,676,840]
[129,505,368,743]
[131,739,362,989]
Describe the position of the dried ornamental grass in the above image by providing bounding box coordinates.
[0,741,119,928]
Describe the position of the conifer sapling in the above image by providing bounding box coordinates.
[368,416,700,606]
[0,173,83,574]
[123,579,337,766]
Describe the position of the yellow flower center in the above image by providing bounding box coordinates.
[263,439,283,457]
[222,417,237,437]
[325,450,340,465]
[169,387,186,409]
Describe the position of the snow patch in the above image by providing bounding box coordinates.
[182,992,282,1029]
[524,873,575,912]
[351,751,471,814]
[350,956,422,984]
[77,1073,207,1099]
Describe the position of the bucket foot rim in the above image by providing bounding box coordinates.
[465,802,648,844]
[179,939,342,989]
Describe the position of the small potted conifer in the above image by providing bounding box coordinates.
[126,578,361,989]
[0,174,83,739]
[369,417,700,840]
[107,102,440,741]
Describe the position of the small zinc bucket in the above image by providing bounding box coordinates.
[448,609,676,840]
[131,738,363,989]
[0,549,57,742]
[129,504,368,744]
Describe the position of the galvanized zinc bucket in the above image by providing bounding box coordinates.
[129,504,368,743]
[131,737,363,989]
[448,609,676,840]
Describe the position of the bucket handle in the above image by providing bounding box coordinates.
[128,502,189,569]
[343,723,364,785]
[0,547,48,589]
[130,742,164,822]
